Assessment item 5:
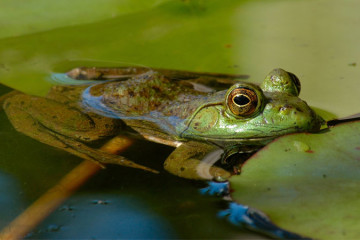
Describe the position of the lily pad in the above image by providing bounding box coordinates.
[230,120,360,239]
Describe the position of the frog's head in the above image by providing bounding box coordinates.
[180,68,324,143]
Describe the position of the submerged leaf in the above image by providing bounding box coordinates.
[230,120,360,239]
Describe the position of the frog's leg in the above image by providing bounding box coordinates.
[164,141,231,180]
[156,69,249,81]
[67,67,152,80]
[0,90,20,106]
[66,67,248,89]
[2,93,158,173]
[46,131,158,173]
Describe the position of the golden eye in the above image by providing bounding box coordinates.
[226,87,260,117]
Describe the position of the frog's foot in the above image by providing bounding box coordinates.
[199,180,230,196]
[219,202,310,239]
[51,133,159,173]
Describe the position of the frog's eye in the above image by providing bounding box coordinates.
[226,85,263,118]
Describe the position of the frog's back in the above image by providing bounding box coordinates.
[81,71,222,138]
[86,71,215,118]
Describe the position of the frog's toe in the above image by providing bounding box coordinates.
[219,202,310,239]
[199,180,230,196]
[45,132,160,174]
[99,153,159,174]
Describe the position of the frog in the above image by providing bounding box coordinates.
[1,67,324,180]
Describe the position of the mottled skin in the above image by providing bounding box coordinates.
[2,67,324,180]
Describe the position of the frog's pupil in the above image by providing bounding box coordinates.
[234,95,250,106]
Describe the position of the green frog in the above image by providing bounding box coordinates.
[2,67,324,180]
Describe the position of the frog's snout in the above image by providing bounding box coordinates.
[299,101,325,132]
[293,104,324,132]
[309,110,325,132]
[264,97,324,133]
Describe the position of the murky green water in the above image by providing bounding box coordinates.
[0,0,359,238]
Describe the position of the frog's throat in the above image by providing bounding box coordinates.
[186,135,276,146]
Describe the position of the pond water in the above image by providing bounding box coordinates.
[0,0,359,239]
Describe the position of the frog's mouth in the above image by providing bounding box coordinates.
[180,132,278,145]
[180,117,324,144]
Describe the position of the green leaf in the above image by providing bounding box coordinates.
[230,120,360,239]
[0,0,170,39]
[0,0,359,118]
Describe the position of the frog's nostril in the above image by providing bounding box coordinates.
[279,105,293,114]
[279,106,287,111]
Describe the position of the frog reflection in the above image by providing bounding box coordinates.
[2,68,324,180]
